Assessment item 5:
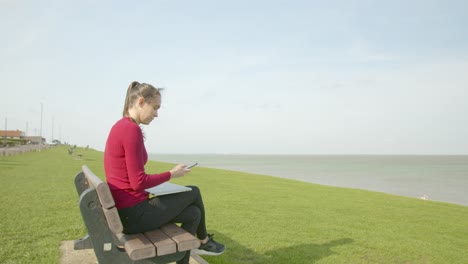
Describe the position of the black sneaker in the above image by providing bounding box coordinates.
[193,234,225,256]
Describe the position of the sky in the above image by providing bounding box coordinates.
[1,0,467,155]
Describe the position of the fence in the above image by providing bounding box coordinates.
[0,144,51,156]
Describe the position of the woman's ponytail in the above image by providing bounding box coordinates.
[123,81,140,116]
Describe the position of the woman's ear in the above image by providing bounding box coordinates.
[137,97,145,108]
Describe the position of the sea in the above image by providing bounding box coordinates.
[149,154,468,207]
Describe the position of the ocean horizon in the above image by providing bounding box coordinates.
[149,153,468,207]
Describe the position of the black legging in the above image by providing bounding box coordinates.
[118,186,207,264]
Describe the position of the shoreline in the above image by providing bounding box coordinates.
[150,153,468,207]
[200,164,468,207]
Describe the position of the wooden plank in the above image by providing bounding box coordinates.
[160,224,201,252]
[82,165,115,209]
[144,229,177,256]
[119,233,156,261]
[102,207,123,234]
[82,165,103,188]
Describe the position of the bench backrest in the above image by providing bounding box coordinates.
[81,165,123,234]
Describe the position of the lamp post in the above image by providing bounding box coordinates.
[51,116,54,143]
[40,103,43,144]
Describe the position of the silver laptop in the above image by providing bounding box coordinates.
[145,182,192,196]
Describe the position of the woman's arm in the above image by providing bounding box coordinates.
[123,125,171,191]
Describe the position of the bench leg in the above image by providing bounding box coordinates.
[74,234,93,250]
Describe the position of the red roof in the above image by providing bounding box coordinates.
[0,130,25,138]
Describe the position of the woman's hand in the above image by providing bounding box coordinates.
[170,164,190,178]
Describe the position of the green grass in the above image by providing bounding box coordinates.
[1,146,467,263]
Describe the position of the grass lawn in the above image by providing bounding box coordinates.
[0,146,467,263]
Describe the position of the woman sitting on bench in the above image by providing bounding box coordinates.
[104,81,225,264]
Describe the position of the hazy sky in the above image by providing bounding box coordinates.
[1,0,467,154]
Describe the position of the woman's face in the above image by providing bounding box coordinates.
[139,95,161,125]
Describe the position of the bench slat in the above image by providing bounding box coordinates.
[82,165,115,209]
[160,224,201,252]
[144,229,177,256]
[102,207,123,234]
[119,233,156,261]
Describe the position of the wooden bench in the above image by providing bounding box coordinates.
[74,165,202,263]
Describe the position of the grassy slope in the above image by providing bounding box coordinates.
[0,146,467,263]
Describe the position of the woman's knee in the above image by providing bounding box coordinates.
[188,185,201,197]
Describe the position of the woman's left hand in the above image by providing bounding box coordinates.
[170,164,190,178]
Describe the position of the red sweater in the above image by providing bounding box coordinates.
[104,117,171,209]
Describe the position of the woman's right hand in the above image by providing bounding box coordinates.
[170,164,190,178]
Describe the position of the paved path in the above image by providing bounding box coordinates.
[60,241,97,264]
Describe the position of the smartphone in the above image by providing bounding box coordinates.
[186,162,198,169]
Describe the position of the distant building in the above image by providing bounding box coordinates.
[26,136,46,144]
[1,130,25,139]
[1,130,46,145]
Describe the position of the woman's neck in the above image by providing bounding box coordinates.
[127,116,138,124]
[126,109,140,124]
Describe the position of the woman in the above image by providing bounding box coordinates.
[104,81,225,264]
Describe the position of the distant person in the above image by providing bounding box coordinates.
[104,81,225,263]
